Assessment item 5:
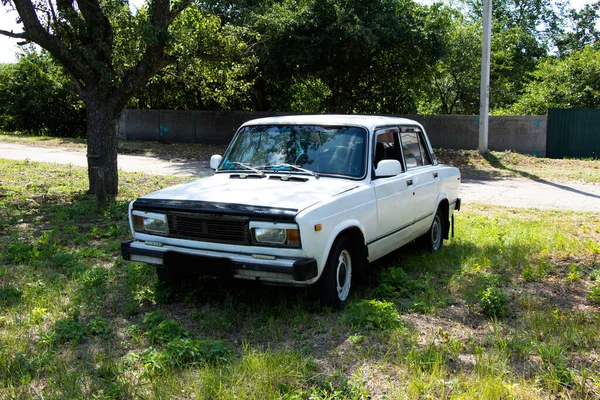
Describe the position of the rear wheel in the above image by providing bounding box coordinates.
[317,237,354,307]
[419,208,444,251]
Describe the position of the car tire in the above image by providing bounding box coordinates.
[316,237,354,307]
[419,208,444,252]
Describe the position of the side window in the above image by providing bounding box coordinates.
[400,131,423,169]
[418,132,432,166]
[374,128,403,169]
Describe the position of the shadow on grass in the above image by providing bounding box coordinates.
[483,151,600,200]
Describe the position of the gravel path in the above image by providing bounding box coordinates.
[1,141,599,212]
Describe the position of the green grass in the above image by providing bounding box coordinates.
[1,158,600,398]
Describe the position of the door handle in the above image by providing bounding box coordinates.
[406,179,413,186]
[433,172,438,178]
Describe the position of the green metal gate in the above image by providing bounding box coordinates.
[547,108,600,159]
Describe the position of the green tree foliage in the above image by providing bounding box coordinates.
[252,0,445,114]
[464,0,566,47]
[556,1,600,55]
[490,24,548,111]
[417,6,481,115]
[129,10,257,111]
[510,46,600,115]
[464,0,565,111]
[0,50,85,136]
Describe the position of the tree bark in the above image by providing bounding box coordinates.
[252,75,268,111]
[85,99,120,207]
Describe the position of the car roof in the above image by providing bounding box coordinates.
[240,114,424,132]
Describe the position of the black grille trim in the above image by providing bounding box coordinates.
[166,212,250,245]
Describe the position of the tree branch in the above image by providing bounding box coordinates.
[0,28,29,39]
[76,0,111,36]
[12,0,97,87]
[75,0,114,70]
[149,0,171,29]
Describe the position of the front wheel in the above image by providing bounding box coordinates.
[316,237,354,307]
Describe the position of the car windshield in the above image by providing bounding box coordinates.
[218,125,367,178]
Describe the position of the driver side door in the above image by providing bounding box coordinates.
[369,127,418,260]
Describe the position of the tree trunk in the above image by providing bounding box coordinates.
[85,99,120,207]
[252,76,268,111]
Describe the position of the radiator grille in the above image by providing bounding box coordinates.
[166,212,250,245]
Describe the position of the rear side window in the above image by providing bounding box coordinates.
[400,130,432,168]
[400,131,423,169]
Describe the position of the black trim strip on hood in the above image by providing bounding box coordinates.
[132,198,298,221]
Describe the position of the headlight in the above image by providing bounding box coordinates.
[132,211,169,235]
[250,221,300,247]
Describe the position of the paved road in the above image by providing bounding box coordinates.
[0,141,213,178]
[460,178,600,213]
[1,141,599,212]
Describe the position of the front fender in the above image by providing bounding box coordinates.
[316,219,366,278]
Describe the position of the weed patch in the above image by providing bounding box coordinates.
[344,299,402,331]
[478,286,510,318]
[0,286,22,307]
[50,315,86,344]
[588,283,600,303]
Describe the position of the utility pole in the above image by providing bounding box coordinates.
[479,0,492,155]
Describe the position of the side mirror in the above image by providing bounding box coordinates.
[210,154,223,170]
[375,159,402,177]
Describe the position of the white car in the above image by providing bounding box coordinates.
[121,115,461,306]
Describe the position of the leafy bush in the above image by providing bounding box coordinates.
[146,319,190,345]
[0,50,85,137]
[478,286,510,318]
[2,243,38,264]
[141,311,190,345]
[0,286,22,307]
[375,267,425,298]
[344,299,401,331]
[51,316,86,344]
[140,310,166,328]
[86,317,112,338]
[588,283,600,304]
[141,338,232,375]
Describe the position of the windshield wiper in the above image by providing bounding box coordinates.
[220,162,264,176]
[262,164,319,178]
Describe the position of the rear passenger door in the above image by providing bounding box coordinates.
[399,128,439,235]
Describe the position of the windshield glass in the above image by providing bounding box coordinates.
[218,125,367,178]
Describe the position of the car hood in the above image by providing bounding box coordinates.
[140,174,360,212]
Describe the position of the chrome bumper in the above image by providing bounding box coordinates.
[121,241,318,282]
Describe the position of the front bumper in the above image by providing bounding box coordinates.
[121,241,318,282]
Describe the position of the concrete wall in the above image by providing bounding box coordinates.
[405,115,547,157]
[119,110,278,145]
[119,110,547,156]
